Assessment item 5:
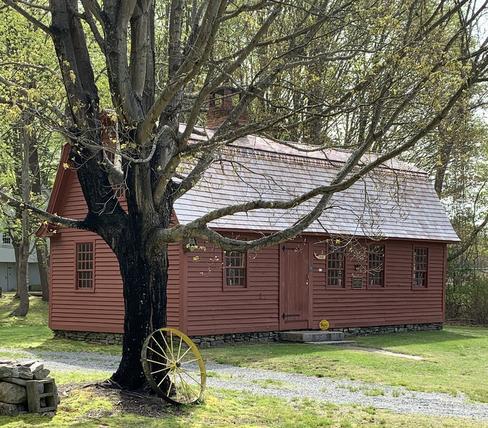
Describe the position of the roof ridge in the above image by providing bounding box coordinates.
[224,144,427,177]
[181,124,425,175]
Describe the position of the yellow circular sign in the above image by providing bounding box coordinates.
[319,319,330,331]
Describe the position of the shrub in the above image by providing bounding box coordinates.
[446,276,488,324]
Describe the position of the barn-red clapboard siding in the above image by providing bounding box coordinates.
[49,170,181,334]
[183,239,281,336]
[180,236,446,335]
[46,143,452,337]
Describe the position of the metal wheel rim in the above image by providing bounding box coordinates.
[141,327,206,405]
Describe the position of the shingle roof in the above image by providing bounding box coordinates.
[174,130,459,242]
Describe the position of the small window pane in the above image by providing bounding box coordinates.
[76,242,94,289]
[368,245,385,287]
[2,234,11,245]
[327,244,345,287]
[224,251,246,287]
[413,247,428,287]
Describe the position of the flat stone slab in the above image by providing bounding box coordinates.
[0,366,19,379]
[0,381,27,404]
[279,330,345,343]
[305,340,356,345]
[2,377,28,387]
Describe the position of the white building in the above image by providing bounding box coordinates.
[0,232,41,292]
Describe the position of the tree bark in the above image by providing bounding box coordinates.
[12,243,20,298]
[110,229,169,390]
[11,111,32,316]
[29,137,50,301]
[11,235,29,317]
[434,132,454,197]
[12,197,30,315]
[36,240,49,301]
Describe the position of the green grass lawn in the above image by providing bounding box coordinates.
[0,386,484,427]
[2,292,488,425]
[0,293,120,355]
[204,326,488,403]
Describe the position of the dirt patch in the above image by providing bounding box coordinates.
[59,383,181,419]
[104,388,171,418]
[351,346,424,360]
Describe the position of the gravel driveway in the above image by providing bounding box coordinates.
[2,347,488,421]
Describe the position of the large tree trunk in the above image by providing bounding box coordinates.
[110,235,169,390]
[434,135,454,197]
[29,138,50,302]
[11,112,32,316]
[12,243,20,298]
[36,240,49,301]
[10,211,30,317]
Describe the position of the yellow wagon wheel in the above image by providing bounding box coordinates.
[141,327,206,405]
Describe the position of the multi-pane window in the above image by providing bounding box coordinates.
[76,242,94,289]
[368,245,385,287]
[1,233,11,245]
[413,247,428,287]
[327,245,346,287]
[224,250,246,287]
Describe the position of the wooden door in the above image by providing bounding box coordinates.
[280,242,310,330]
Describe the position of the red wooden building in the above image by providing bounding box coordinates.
[41,129,459,341]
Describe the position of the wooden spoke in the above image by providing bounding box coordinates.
[159,330,174,360]
[176,346,192,363]
[147,345,168,361]
[178,370,198,388]
[146,358,169,366]
[177,370,200,399]
[177,377,200,403]
[179,368,201,386]
[179,358,200,366]
[150,335,171,360]
[157,371,171,388]
[141,327,206,405]
[176,371,195,402]
[176,336,183,361]
[151,367,168,375]
[167,372,174,396]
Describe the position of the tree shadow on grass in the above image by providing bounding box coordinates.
[81,385,198,427]
[204,327,487,365]
[0,385,196,427]
[26,336,121,356]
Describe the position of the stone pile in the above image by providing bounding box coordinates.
[0,360,58,416]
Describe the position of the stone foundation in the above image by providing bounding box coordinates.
[53,329,279,347]
[340,323,443,336]
[191,331,279,348]
[53,323,442,347]
[53,330,123,345]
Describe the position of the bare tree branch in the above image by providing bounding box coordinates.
[1,0,52,34]
[0,189,87,230]
[137,1,228,143]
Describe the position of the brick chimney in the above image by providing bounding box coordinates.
[207,86,248,128]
